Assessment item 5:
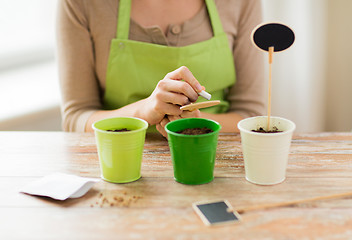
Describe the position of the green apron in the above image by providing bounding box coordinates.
[104,0,236,128]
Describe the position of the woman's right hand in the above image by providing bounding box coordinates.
[139,66,203,125]
[156,110,202,138]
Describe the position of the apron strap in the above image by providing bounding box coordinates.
[205,0,224,36]
[116,0,131,39]
[116,0,223,39]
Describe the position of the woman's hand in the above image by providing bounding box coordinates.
[138,66,203,126]
[156,110,201,138]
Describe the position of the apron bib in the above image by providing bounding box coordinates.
[104,0,236,127]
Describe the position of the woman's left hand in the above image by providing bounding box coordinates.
[156,110,201,138]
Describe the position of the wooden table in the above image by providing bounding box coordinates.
[1,131,352,239]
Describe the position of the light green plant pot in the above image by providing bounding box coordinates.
[93,117,148,183]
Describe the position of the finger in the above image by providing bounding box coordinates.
[151,99,183,117]
[156,102,183,116]
[159,117,170,129]
[167,115,181,122]
[156,123,168,138]
[181,109,201,118]
[165,66,203,92]
[159,117,170,137]
[154,86,192,105]
[157,79,198,102]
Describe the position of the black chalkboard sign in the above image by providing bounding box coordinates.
[251,22,295,52]
[250,22,295,131]
[193,200,241,226]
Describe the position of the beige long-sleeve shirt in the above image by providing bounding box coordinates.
[57,0,265,132]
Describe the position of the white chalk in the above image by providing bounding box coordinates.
[198,90,211,100]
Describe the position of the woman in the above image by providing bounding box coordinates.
[57,0,265,136]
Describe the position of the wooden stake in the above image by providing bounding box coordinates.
[236,191,352,214]
[180,100,221,112]
[267,46,274,131]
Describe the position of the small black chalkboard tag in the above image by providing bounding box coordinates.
[251,22,295,52]
[193,200,241,226]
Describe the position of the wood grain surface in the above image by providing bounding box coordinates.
[0,131,352,240]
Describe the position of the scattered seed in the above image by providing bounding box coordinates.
[92,191,142,208]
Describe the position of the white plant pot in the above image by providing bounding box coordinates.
[237,116,296,185]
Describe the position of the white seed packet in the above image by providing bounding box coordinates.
[20,172,100,200]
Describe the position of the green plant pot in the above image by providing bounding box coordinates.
[165,118,221,185]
